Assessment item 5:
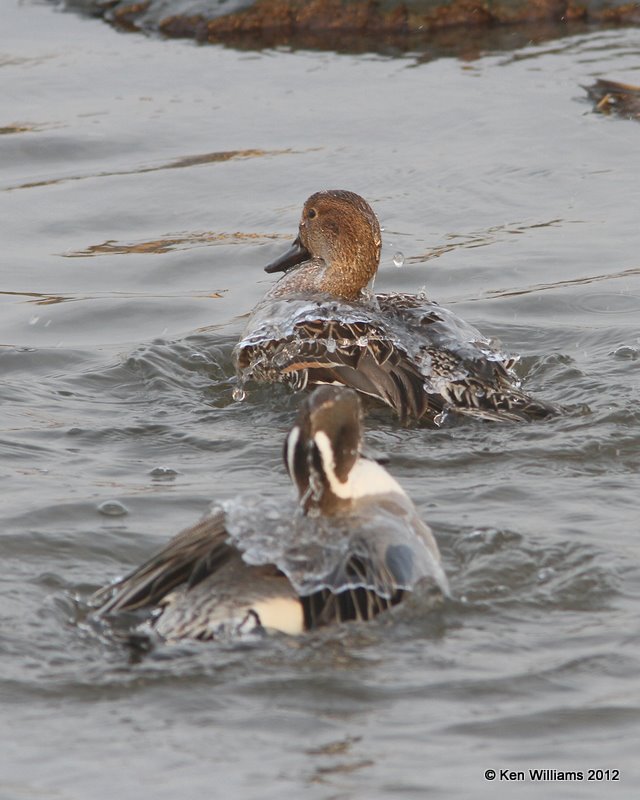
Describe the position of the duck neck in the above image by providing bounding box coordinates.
[302,482,353,517]
[316,249,379,301]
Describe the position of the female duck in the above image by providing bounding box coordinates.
[234,190,558,424]
[92,386,448,641]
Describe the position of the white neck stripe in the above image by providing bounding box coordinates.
[313,431,406,501]
[286,425,300,480]
[313,430,350,498]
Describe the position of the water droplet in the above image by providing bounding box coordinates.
[232,386,246,402]
[613,345,638,360]
[393,251,405,268]
[361,287,375,303]
[149,466,178,481]
[325,337,337,353]
[29,316,40,326]
[356,336,368,347]
[97,500,128,517]
[434,410,450,427]
[274,350,289,367]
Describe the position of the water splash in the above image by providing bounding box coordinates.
[232,386,246,402]
[97,500,128,517]
[325,336,337,353]
[393,251,405,268]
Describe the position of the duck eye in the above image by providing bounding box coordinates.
[307,208,317,219]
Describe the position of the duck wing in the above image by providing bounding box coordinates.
[301,509,447,626]
[377,293,559,422]
[281,316,431,422]
[91,508,235,615]
[222,494,448,626]
[236,294,558,423]
[235,297,437,422]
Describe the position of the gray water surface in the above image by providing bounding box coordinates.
[1,2,640,797]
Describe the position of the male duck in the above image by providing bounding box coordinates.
[234,190,558,424]
[92,386,448,641]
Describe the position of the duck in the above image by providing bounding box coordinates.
[91,385,448,641]
[234,189,558,424]
[585,78,640,120]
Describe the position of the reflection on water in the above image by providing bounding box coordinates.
[408,218,568,264]
[0,289,226,305]
[1,123,38,134]
[64,231,289,257]
[472,266,640,302]
[6,147,298,191]
[2,2,640,798]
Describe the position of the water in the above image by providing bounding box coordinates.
[2,2,640,797]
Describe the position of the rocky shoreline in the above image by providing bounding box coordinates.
[61,0,640,52]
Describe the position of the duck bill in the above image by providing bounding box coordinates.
[264,237,310,274]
